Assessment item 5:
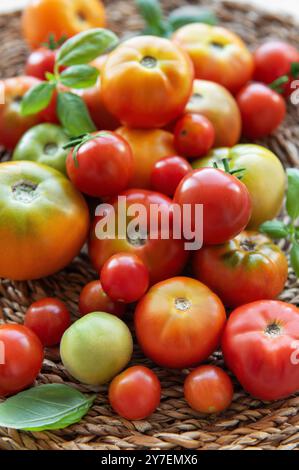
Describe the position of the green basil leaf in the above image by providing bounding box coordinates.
[291,62,299,79]
[286,168,299,221]
[57,91,96,136]
[21,82,55,116]
[168,6,217,30]
[57,28,118,66]
[0,384,96,431]
[136,0,169,36]
[60,65,99,89]
[290,241,299,277]
[259,220,289,239]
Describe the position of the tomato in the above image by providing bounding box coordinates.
[109,366,161,420]
[174,113,215,158]
[101,36,194,128]
[12,123,69,174]
[184,80,241,147]
[116,127,176,189]
[60,312,133,385]
[172,24,253,94]
[135,277,226,368]
[236,82,286,139]
[79,280,125,318]
[0,324,44,397]
[193,231,288,308]
[89,189,188,284]
[24,298,71,346]
[0,161,89,280]
[22,0,106,49]
[0,76,42,150]
[40,88,60,124]
[184,365,233,414]
[151,156,192,197]
[222,300,299,401]
[101,253,150,303]
[174,168,252,245]
[66,132,133,198]
[193,144,286,229]
[25,47,56,80]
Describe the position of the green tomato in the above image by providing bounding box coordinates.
[193,144,286,229]
[60,312,133,386]
[12,123,69,175]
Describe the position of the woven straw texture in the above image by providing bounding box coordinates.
[0,0,299,451]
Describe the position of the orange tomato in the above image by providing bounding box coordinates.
[101,36,194,128]
[22,0,106,49]
[172,24,253,94]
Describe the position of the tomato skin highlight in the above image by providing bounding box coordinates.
[25,47,56,80]
[109,366,161,420]
[79,280,125,318]
[151,156,192,197]
[174,113,215,158]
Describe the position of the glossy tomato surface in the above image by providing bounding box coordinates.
[151,156,192,197]
[174,113,215,158]
[79,280,125,317]
[25,47,56,80]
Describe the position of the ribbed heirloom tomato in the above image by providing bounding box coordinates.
[101,36,194,128]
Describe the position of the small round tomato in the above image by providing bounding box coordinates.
[66,131,133,198]
[79,280,125,317]
[0,324,44,397]
[109,366,161,420]
[101,253,150,303]
[193,231,288,308]
[172,23,253,94]
[24,298,71,346]
[22,0,106,49]
[237,82,286,139]
[151,156,192,196]
[102,36,194,128]
[25,47,56,80]
[174,113,215,158]
[174,168,252,245]
[135,277,226,368]
[116,127,176,189]
[0,76,42,149]
[222,300,299,401]
[184,365,233,414]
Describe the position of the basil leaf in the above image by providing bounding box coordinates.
[291,241,299,277]
[57,28,118,66]
[60,65,99,89]
[0,384,95,431]
[57,91,96,136]
[21,82,55,116]
[136,0,169,36]
[286,168,299,221]
[291,62,299,79]
[259,220,289,239]
[168,6,217,30]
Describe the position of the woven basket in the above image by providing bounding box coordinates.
[0,0,299,451]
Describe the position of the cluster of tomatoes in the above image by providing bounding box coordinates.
[1,0,299,422]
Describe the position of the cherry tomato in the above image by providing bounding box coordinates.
[193,231,288,308]
[25,47,56,80]
[109,366,161,420]
[0,324,44,397]
[151,156,192,196]
[101,253,150,303]
[184,365,233,414]
[101,36,194,128]
[174,113,215,158]
[66,131,133,198]
[172,24,253,94]
[174,168,252,245]
[79,280,125,317]
[135,277,226,368]
[237,83,286,139]
[222,300,299,401]
[24,297,71,346]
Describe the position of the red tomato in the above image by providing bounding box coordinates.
[101,253,150,303]
[184,365,233,414]
[25,47,56,80]
[66,132,133,197]
[222,300,299,401]
[109,366,161,420]
[237,83,286,139]
[174,113,215,158]
[135,276,226,368]
[0,324,44,397]
[174,168,252,245]
[79,280,125,317]
[150,156,192,196]
[24,297,71,346]
[0,76,42,149]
